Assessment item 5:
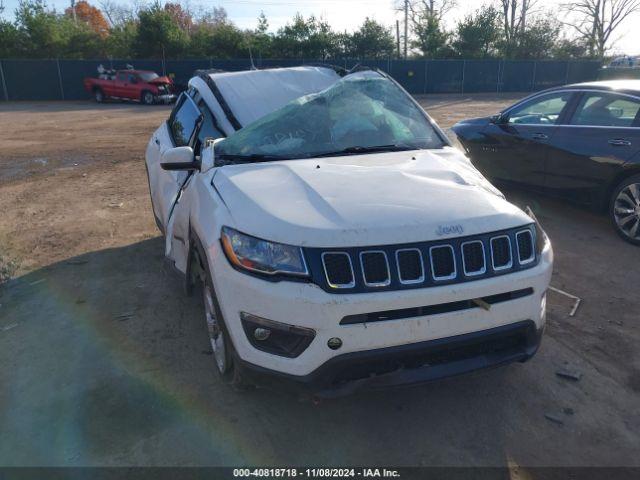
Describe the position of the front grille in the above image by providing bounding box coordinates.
[430,245,456,280]
[491,236,512,270]
[321,252,354,288]
[396,249,424,284]
[461,240,486,276]
[516,230,535,264]
[308,225,538,293]
[360,251,390,286]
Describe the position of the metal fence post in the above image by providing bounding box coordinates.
[461,59,466,94]
[564,60,571,85]
[423,59,428,94]
[496,60,501,93]
[531,60,537,91]
[0,60,8,101]
[56,58,65,100]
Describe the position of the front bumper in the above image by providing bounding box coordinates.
[208,238,552,381]
[238,320,542,397]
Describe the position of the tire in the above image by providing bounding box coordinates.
[193,239,249,388]
[141,90,155,105]
[609,173,640,245]
[94,88,104,103]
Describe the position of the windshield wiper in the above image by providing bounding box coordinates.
[217,153,290,163]
[307,144,417,158]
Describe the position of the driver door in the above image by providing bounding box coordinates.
[146,93,202,231]
[476,91,575,187]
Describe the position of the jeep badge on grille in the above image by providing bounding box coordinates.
[436,224,464,236]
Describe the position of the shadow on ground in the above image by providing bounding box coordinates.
[1,191,639,467]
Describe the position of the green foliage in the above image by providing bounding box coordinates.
[348,18,395,59]
[133,3,188,58]
[412,15,450,58]
[452,6,501,58]
[0,0,601,61]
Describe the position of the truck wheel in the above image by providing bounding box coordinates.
[141,91,155,105]
[610,173,640,245]
[94,88,104,103]
[193,239,249,389]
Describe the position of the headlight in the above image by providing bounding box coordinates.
[220,227,308,278]
[525,206,549,255]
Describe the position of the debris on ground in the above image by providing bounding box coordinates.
[556,368,583,381]
[544,413,565,425]
[549,286,582,317]
[107,202,124,208]
[2,323,18,332]
[114,312,134,321]
[29,279,45,286]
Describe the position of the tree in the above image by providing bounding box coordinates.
[272,14,337,59]
[0,21,22,57]
[452,6,501,58]
[245,11,272,59]
[562,0,640,58]
[106,19,137,57]
[510,15,561,58]
[133,3,188,58]
[401,0,455,57]
[190,21,245,58]
[14,0,67,57]
[65,0,110,38]
[349,18,395,59]
[164,2,193,34]
[498,0,538,56]
[412,14,450,57]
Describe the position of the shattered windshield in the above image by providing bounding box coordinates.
[215,73,446,163]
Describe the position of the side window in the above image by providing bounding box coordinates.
[116,72,127,82]
[507,92,572,125]
[169,94,202,147]
[194,100,224,154]
[570,92,640,127]
[128,74,137,83]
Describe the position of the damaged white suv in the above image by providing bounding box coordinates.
[145,66,553,395]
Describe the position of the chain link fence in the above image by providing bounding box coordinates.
[0,58,602,101]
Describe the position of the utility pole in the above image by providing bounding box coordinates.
[396,20,400,59]
[403,0,408,59]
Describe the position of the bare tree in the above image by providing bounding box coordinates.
[562,0,640,57]
[499,0,538,47]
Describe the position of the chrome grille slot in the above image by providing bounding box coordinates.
[461,240,486,276]
[360,251,391,287]
[516,230,535,264]
[490,235,512,270]
[429,245,456,281]
[322,252,355,288]
[396,248,424,284]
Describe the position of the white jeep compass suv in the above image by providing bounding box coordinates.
[145,65,553,396]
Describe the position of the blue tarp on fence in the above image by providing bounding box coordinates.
[0,58,602,101]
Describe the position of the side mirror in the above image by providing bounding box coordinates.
[161,146,199,171]
[490,113,506,124]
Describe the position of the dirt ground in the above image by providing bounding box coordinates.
[0,95,639,469]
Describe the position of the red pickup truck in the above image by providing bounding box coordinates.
[84,69,176,105]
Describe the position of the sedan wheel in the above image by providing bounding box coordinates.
[142,91,155,105]
[203,284,228,374]
[612,181,640,244]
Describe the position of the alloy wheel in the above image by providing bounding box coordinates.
[613,182,640,241]
[144,92,154,105]
[203,284,227,374]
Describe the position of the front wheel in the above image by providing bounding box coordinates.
[141,91,155,105]
[94,88,104,103]
[610,174,640,245]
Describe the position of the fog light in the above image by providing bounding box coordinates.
[327,337,342,350]
[240,312,315,358]
[254,327,271,341]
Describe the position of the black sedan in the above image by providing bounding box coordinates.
[452,80,640,245]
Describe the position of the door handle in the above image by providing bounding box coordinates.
[608,138,631,146]
[531,132,548,140]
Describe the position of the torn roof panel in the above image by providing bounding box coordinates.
[196,66,342,136]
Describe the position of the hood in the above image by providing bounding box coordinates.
[213,147,533,248]
[149,76,172,85]
[453,116,491,127]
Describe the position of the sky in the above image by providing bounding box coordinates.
[2,0,640,55]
